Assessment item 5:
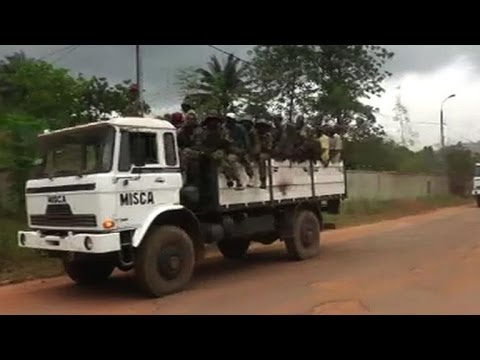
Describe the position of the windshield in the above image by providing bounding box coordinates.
[33,124,115,179]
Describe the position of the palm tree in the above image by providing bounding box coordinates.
[177,54,246,115]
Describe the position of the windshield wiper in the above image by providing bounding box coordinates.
[53,170,77,177]
[38,172,54,180]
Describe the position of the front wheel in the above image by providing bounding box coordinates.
[63,258,114,285]
[135,226,195,298]
[284,210,321,260]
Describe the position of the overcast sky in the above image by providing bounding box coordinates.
[2,44,480,149]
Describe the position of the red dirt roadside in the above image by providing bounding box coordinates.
[1,205,479,314]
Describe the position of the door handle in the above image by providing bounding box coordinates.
[155,177,165,183]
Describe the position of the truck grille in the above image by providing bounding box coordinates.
[30,214,97,228]
[30,204,97,228]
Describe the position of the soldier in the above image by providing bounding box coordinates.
[224,113,255,187]
[275,122,297,162]
[255,118,273,189]
[170,112,184,129]
[271,115,284,147]
[293,115,308,161]
[240,115,260,156]
[330,124,344,164]
[181,100,194,116]
[317,125,331,167]
[193,113,244,190]
[300,124,319,162]
[177,112,202,176]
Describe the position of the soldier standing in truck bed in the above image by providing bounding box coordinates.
[177,112,202,178]
[255,118,273,189]
[192,113,244,190]
[224,113,255,187]
[271,115,284,147]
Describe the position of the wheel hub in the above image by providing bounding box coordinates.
[301,220,317,247]
[157,246,183,280]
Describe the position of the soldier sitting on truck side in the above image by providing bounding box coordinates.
[274,122,296,162]
[316,125,331,167]
[177,112,202,178]
[299,124,319,162]
[193,113,244,190]
[255,118,273,189]
[224,113,255,188]
[294,115,308,160]
[329,124,344,164]
[271,115,284,148]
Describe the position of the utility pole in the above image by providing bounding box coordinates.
[135,45,144,116]
[440,94,456,148]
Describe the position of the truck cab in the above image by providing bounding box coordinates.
[18,117,346,297]
[473,163,480,207]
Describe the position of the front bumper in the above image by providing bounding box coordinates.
[18,231,121,254]
[473,190,480,196]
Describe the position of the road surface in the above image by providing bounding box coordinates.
[1,205,480,315]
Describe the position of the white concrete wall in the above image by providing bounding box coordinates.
[346,170,449,200]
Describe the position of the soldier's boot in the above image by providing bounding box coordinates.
[226,177,234,188]
[245,166,255,188]
[260,177,267,189]
[235,181,245,191]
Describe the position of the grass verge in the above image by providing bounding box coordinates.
[0,195,472,286]
[0,217,62,285]
[325,195,471,228]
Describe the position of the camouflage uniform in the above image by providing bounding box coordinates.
[300,124,320,162]
[255,118,273,189]
[276,122,297,162]
[271,116,285,161]
[225,114,255,187]
[177,115,202,176]
[293,115,308,161]
[316,125,331,167]
[330,125,344,164]
[193,114,243,189]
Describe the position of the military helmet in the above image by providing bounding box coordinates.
[255,118,272,127]
[240,114,254,124]
[226,112,237,120]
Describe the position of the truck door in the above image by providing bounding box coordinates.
[114,129,182,229]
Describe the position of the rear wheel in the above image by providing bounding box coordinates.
[217,239,250,259]
[135,226,195,298]
[63,258,114,285]
[284,210,321,260]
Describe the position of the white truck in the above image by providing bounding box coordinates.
[18,117,346,297]
[473,163,480,207]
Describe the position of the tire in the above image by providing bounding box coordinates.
[217,239,250,259]
[63,258,114,285]
[476,196,480,208]
[135,226,195,298]
[284,210,321,260]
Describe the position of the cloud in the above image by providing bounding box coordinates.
[371,54,480,148]
[2,45,480,147]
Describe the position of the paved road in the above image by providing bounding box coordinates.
[1,205,479,314]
